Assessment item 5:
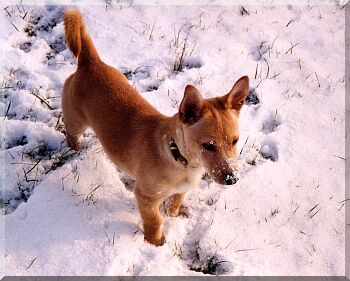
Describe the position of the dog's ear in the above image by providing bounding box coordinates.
[222,76,249,112]
[179,85,204,124]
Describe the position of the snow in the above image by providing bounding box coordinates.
[1,2,346,276]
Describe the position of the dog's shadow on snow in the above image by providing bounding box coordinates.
[5,179,141,255]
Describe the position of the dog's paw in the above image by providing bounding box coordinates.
[70,143,81,152]
[178,205,190,218]
[66,135,81,151]
[144,232,166,247]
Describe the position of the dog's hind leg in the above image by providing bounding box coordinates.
[61,74,87,151]
[134,186,165,246]
[166,192,188,217]
[62,111,87,151]
[66,131,82,151]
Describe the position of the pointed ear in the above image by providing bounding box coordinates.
[222,76,249,112]
[179,85,204,124]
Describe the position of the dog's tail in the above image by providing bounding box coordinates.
[64,8,100,65]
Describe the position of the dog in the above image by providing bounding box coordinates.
[62,8,249,246]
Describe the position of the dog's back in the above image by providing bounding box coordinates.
[62,8,165,177]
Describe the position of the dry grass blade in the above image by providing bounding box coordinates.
[338,203,345,211]
[305,73,312,80]
[225,239,234,249]
[235,248,259,252]
[308,203,319,214]
[333,227,339,235]
[270,35,279,49]
[4,100,11,119]
[27,257,37,269]
[239,6,250,16]
[286,19,293,27]
[103,229,111,243]
[263,58,270,79]
[174,37,188,72]
[305,247,312,256]
[3,6,12,17]
[149,19,157,40]
[310,209,320,219]
[23,168,38,182]
[85,184,102,200]
[126,25,140,34]
[331,154,345,160]
[10,22,19,32]
[285,43,300,54]
[314,72,320,87]
[21,9,29,20]
[270,73,280,79]
[293,205,299,214]
[254,63,258,79]
[270,208,279,216]
[132,227,140,237]
[239,136,249,155]
[29,90,54,110]
[189,41,196,56]
[7,150,15,160]
[25,159,41,174]
[55,112,62,130]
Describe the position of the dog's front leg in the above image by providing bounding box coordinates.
[134,186,165,246]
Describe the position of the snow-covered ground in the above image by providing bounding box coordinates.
[1,2,346,276]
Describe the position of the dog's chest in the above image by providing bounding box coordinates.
[166,167,204,197]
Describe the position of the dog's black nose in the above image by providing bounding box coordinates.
[224,173,238,185]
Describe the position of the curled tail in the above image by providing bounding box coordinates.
[63,8,100,65]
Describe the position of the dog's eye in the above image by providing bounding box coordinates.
[202,143,216,152]
[232,139,238,145]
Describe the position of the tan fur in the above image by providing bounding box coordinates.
[62,8,249,246]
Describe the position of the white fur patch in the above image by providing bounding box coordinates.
[166,166,205,197]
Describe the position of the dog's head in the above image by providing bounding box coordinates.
[178,76,249,185]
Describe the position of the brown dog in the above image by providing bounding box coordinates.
[62,8,249,246]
